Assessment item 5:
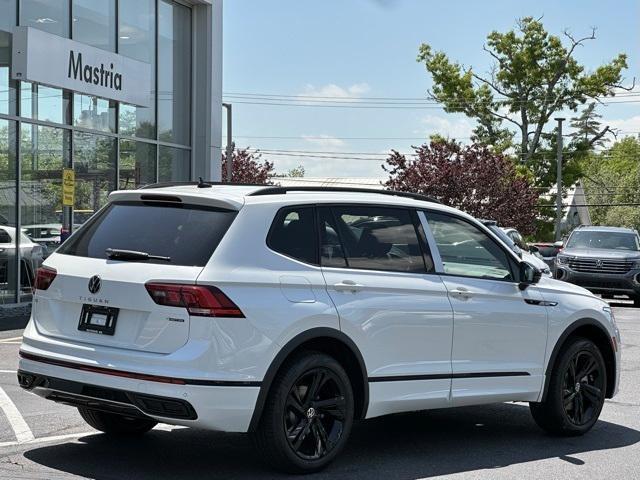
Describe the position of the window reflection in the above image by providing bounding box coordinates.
[74,94,116,133]
[20,0,69,38]
[118,0,156,139]
[119,139,156,189]
[159,146,189,182]
[0,0,16,32]
[73,132,116,215]
[158,0,191,145]
[72,0,116,52]
[19,83,70,124]
[19,123,65,293]
[0,30,17,116]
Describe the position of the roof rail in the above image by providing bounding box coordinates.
[139,181,272,190]
[248,186,441,204]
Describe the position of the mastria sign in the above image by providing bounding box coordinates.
[12,27,151,108]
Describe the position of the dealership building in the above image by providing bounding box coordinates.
[0,0,223,302]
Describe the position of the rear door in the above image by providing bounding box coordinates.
[34,199,236,354]
[318,205,453,417]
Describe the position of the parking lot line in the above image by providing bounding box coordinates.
[0,431,91,449]
[0,386,34,443]
[0,337,22,343]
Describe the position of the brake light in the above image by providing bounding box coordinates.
[35,266,57,291]
[145,283,244,318]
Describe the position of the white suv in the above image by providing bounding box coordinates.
[18,184,620,473]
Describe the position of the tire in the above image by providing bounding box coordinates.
[251,351,355,474]
[530,337,606,436]
[633,295,640,308]
[78,407,157,436]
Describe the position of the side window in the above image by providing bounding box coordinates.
[323,206,429,273]
[425,212,513,281]
[268,207,318,265]
[319,208,347,268]
[0,229,10,243]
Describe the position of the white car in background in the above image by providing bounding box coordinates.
[0,226,44,291]
[481,221,552,277]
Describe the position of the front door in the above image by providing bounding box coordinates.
[318,205,454,418]
[422,211,548,406]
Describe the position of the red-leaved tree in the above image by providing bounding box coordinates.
[383,140,539,234]
[221,148,274,184]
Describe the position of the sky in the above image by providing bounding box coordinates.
[223,0,640,178]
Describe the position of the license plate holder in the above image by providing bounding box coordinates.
[78,304,119,336]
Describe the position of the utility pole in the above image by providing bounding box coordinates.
[222,103,233,183]
[554,118,565,242]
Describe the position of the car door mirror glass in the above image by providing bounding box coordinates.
[519,262,541,290]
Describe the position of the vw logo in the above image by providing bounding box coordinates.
[595,259,603,269]
[88,276,102,294]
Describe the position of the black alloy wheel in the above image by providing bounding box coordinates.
[561,350,605,426]
[284,367,347,460]
[252,351,354,473]
[530,337,607,436]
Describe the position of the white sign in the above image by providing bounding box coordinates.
[11,27,152,107]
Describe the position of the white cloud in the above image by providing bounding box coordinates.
[418,114,476,140]
[300,134,347,149]
[605,115,640,136]
[298,83,371,101]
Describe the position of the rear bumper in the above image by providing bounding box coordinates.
[18,370,198,420]
[18,355,260,433]
[556,268,640,296]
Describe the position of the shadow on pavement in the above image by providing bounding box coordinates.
[24,402,640,480]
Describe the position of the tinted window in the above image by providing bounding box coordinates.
[326,206,428,273]
[58,202,237,266]
[319,208,347,268]
[535,245,559,257]
[269,207,318,264]
[0,229,10,243]
[426,212,513,280]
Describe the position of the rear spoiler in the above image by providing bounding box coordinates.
[108,190,244,211]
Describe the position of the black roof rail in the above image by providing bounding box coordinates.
[248,186,441,204]
[139,181,273,190]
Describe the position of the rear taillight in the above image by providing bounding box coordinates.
[145,283,244,318]
[35,266,57,291]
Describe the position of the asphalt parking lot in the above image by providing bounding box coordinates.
[0,300,637,480]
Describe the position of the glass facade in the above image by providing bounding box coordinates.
[0,0,193,303]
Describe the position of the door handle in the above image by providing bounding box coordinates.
[333,280,363,293]
[449,287,473,299]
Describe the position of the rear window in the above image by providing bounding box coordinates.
[536,245,558,257]
[58,202,237,266]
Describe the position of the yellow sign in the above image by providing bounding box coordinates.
[62,169,75,206]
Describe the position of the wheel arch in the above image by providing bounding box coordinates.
[248,328,369,432]
[541,318,616,401]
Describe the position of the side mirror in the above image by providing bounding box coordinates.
[529,245,539,254]
[553,241,563,248]
[519,262,542,290]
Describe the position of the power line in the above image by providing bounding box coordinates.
[224,99,640,110]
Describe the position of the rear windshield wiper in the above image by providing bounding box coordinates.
[105,248,171,262]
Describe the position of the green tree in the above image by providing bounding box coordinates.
[582,137,640,231]
[284,164,305,178]
[570,103,608,147]
[417,17,630,160]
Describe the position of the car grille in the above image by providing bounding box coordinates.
[568,257,633,274]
